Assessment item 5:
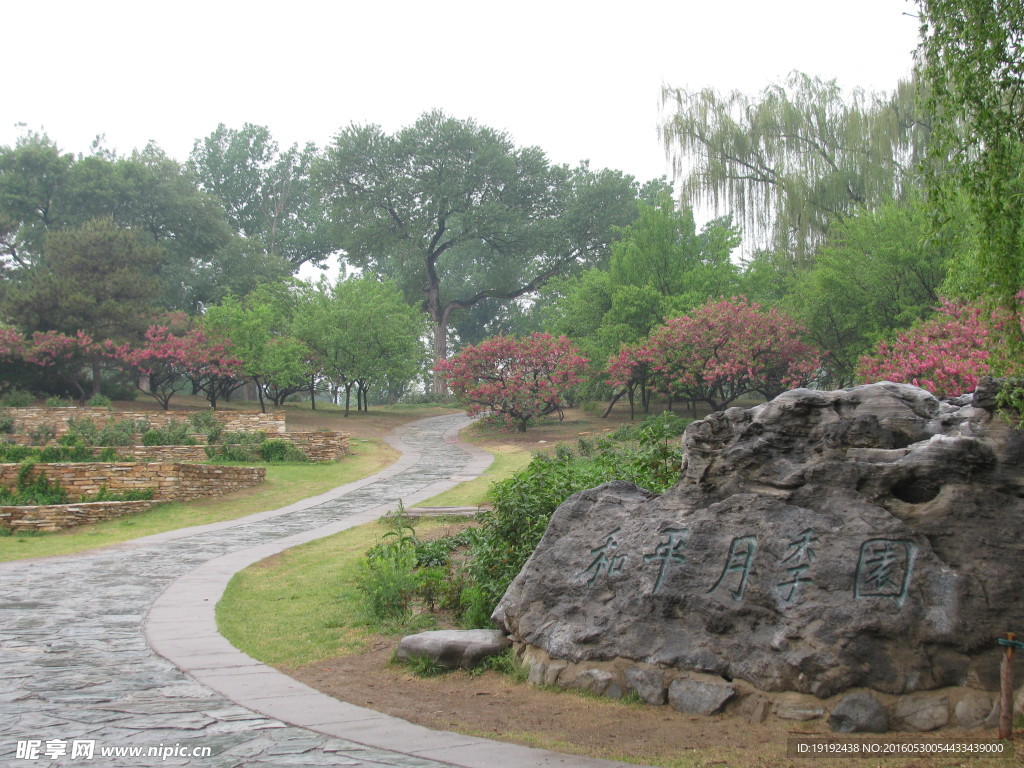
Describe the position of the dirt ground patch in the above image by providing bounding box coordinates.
[287,647,801,766]
[285,647,1014,768]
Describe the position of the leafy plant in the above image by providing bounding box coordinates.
[0,463,69,505]
[28,424,55,446]
[0,411,13,434]
[258,439,307,463]
[86,393,112,409]
[140,420,196,446]
[0,389,33,408]
[355,547,420,622]
[462,412,690,619]
[44,396,71,408]
[398,653,448,678]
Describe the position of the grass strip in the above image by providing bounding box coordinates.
[0,438,396,561]
[217,516,463,668]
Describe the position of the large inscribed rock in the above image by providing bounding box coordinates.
[493,381,1024,703]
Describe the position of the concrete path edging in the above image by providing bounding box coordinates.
[145,415,636,768]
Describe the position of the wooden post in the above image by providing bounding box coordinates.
[999,632,1015,740]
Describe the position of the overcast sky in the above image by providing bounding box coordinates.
[5,0,920,187]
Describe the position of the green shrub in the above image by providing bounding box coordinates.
[356,547,420,622]
[0,463,69,505]
[0,443,34,462]
[28,424,55,446]
[205,445,250,462]
[0,389,33,408]
[86,394,112,409]
[141,420,196,446]
[38,445,93,462]
[188,410,221,438]
[0,410,13,434]
[86,485,155,502]
[44,395,72,408]
[462,411,691,619]
[258,439,307,463]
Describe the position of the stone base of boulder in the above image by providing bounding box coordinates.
[518,643,1014,733]
[395,630,510,670]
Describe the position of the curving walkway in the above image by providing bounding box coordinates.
[1,415,633,768]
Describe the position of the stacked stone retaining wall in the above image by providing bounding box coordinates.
[0,500,157,533]
[5,408,287,436]
[0,462,265,503]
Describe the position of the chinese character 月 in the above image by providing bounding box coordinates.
[707,535,758,601]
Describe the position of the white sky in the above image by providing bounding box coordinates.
[5,0,920,188]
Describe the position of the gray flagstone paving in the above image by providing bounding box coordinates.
[0,414,633,768]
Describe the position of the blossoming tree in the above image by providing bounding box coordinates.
[435,333,588,431]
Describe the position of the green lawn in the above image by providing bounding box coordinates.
[0,437,396,561]
[217,516,465,668]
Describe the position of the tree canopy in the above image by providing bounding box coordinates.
[315,110,640,390]
[661,72,929,261]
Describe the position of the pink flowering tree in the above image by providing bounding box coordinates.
[647,297,821,411]
[22,330,100,402]
[0,326,26,397]
[604,342,655,418]
[108,327,208,410]
[435,333,588,431]
[856,300,1020,397]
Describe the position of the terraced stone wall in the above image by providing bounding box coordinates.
[6,408,287,436]
[0,500,156,533]
[0,462,265,502]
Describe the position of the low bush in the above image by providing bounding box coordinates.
[86,394,112,409]
[460,411,690,624]
[0,463,153,506]
[0,390,33,408]
[141,420,196,446]
[65,416,144,447]
[0,464,68,505]
[258,439,307,463]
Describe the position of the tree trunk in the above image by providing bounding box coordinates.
[430,320,448,396]
[255,379,266,413]
[91,359,102,396]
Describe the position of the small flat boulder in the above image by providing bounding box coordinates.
[396,629,510,670]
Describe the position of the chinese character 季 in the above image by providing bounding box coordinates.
[707,535,758,601]
[777,528,817,602]
[582,527,628,586]
[643,527,690,593]
[855,538,917,604]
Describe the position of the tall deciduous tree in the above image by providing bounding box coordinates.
[661,72,929,261]
[916,0,1024,315]
[292,277,426,414]
[786,195,955,387]
[189,124,337,270]
[315,110,639,391]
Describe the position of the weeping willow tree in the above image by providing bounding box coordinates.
[660,72,930,262]
[917,0,1024,310]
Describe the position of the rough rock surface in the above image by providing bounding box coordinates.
[829,691,889,733]
[395,629,509,670]
[494,381,1024,700]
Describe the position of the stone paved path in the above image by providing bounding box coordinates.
[0,415,524,768]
